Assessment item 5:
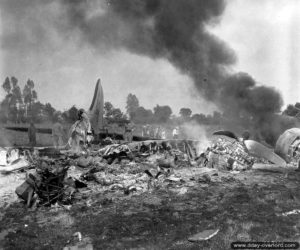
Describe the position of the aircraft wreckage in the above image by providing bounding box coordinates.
[0,79,299,210]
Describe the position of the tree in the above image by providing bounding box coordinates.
[11,77,18,88]
[1,77,12,122]
[31,101,44,123]
[23,79,34,99]
[179,108,192,119]
[68,106,79,121]
[191,113,207,124]
[2,77,11,94]
[32,90,37,102]
[44,103,56,121]
[27,79,34,89]
[126,94,139,119]
[0,76,23,123]
[153,105,172,123]
[62,105,79,123]
[0,99,8,123]
[23,85,31,104]
[23,79,36,118]
[11,77,22,106]
[132,106,154,124]
[104,101,126,119]
[0,76,40,123]
[10,77,23,123]
[295,103,300,110]
[11,85,22,104]
[104,102,114,118]
[111,108,124,119]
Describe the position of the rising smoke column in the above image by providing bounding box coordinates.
[60,0,281,102]
[60,0,288,143]
[61,0,236,99]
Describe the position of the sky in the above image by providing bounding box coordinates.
[0,0,299,115]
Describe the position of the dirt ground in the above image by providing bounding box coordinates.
[0,163,300,250]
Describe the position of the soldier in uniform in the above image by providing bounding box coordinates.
[52,115,64,148]
[28,122,37,147]
[124,122,135,142]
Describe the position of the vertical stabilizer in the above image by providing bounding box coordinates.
[88,79,104,134]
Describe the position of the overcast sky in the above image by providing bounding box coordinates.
[0,0,299,115]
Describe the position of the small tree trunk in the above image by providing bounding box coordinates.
[25,104,27,118]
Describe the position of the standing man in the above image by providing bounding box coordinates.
[149,126,155,138]
[28,122,37,147]
[172,126,179,139]
[155,126,162,139]
[111,123,118,140]
[142,125,147,137]
[52,116,64,149]
[145,125,150,137]
[161,128,166,139]
[124,122,135,142]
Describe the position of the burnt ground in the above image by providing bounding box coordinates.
[0,165,300,250]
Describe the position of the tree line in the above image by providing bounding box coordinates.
[0,76,241,126]
[1,76,41,123]
[2,76,297,126]
[123,93,224,125]
[0,76,131,125]
[0,76,80,124]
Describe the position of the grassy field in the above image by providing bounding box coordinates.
[0,165,300,249]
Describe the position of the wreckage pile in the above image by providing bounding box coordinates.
[15,157,84,207]
[207,136,272,171]
[275,128,300,167]
[9,140,196,208]
[1,129,296,208]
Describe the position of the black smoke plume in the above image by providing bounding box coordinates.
[61,0,236,99]
[60,0,294,144]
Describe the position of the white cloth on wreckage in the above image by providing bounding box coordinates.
[69,116,91,143]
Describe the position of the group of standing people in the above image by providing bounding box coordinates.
[27,117,67,149]
[142,125,166,139]
[141,125,180,140]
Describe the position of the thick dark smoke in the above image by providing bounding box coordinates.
[61,0,236,99]
[219,73,283,117]
[60,0,291,144]
[218,73,294,145]
[1,0,294,144]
